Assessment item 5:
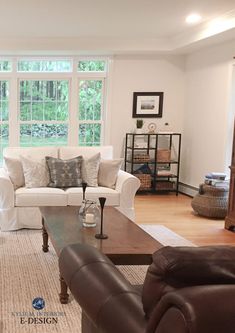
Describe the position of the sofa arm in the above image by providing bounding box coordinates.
[0,168,14,209]
[147,285,235,333]
[115,170,140,221]
[59,243,146,333]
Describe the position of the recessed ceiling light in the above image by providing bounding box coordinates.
[186,13,202,24]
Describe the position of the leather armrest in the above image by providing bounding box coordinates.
[147,285,235,333]
[0,167,14,209]
[59,243,146,333]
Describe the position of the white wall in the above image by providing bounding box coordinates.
[108,41,235,189]
[182,39,235,188]
[109,55,185,158]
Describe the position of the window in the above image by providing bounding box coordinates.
[0,81,9,162]
[78,60,105,72]
[0,58,109,165]
[18,60,72,72]
[78,79,103,146]
[19,80,69,147]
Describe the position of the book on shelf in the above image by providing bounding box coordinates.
[157,170,173,176]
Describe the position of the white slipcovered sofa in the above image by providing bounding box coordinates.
[0,146,140,231]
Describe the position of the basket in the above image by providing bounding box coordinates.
[191,184,229,218]
[135,174,152,190]
[133,153,150,163]
[157,149,171,162]
[155,181,174,190]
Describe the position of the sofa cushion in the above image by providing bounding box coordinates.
[15,187,67,206]
[20,155,49,188]
[98,159,123,189]
[59,146,113,160]
[3,146,58,189]
[66,187,120,206]
[3,146,58,160]
[46,156,83,188]
[4,157,25,189]
[82,153,101,187]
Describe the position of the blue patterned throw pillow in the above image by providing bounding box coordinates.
[46,156,83,188]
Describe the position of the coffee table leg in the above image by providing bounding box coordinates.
[59,275,69,304]
[42,217,49,252]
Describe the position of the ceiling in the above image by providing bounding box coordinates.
[1,0,235,55]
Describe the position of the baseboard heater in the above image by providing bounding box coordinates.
[179,183,198,197]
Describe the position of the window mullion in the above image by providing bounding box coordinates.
[9,75,19,146]
[68,61,79,146]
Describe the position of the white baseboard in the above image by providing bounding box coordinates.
[179,183,198,197]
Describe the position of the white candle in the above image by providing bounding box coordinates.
[85,213,94,223]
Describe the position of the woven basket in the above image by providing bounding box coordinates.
[156,181,174,190]
[191,184,229,218]
[157,149,171,162]
[135,174,152,190]
[133,154,150,163]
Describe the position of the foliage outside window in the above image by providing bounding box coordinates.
[19,80,69,147]
[78,80,103,146]
[18,60,72,72]
[0,61,12,72]
[78,60,105,72]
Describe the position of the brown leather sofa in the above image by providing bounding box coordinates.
[59,244,235,333]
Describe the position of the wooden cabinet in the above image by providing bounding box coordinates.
[124,133,181,194]
[225,122,235,230]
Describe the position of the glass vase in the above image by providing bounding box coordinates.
[78,199,100,228]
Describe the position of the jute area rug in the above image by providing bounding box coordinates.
[0,226,195,333]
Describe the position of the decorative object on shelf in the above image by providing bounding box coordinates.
[134,164,152,190]
[135,119,144,134]
[155,181,174,190]
[134,164,152,174]
[95,197,108,239]
[148,122,157,134]
[157,149,171,162]
[133,153,150,163]
[158,122,174,134]
[135,174,152,190]
[79,199,100,228]
[134,142,148,149]
[132,92,164,118]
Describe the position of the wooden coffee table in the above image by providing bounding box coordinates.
[40,206,162,303]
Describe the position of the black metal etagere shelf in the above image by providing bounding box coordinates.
[124,133,181,195]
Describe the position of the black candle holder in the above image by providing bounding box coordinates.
[82,182,87,200]
[95,197,108,239]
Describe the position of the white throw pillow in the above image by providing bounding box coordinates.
[4,157,25,189]
[82,153,101,187]
[98,159,123,189]
[20,155,49,188]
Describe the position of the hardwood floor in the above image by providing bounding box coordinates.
[135,193,235,246]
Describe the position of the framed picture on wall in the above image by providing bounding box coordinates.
[132,92,164,118]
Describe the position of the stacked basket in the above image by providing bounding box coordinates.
[133,154,152,190]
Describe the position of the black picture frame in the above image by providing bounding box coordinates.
[132,92,164,118]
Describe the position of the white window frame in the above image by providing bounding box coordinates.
[0,56,111,153]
